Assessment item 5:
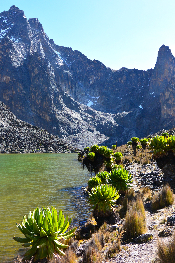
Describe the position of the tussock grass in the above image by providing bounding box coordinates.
[120,188,136,217]
[151,185,174,211]
[60,247,78,263]
[124,196,147,239]
[80,222,121,262]
[158,232,175,263]
[116,144,151,165]
[139,186,152,201]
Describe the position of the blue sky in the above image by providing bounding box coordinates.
[1,0,175,70]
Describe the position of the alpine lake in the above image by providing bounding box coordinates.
[0,153,91,262]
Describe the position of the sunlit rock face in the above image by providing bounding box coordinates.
[0,6,175,148]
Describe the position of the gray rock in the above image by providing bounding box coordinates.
[167,214,175,226]
[0,102,75,154]
[134,233,153,243]
[158,228,173,237]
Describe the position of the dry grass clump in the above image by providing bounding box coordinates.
[124,196,147,239]
[130,149,151,164]
[60,247,78,263]
[116,143,152,165]
[82,244,103,263]
[151,184,174,211]
[81,223,121,262]
[123,155,133,163]
[139,186,152,201]
[158,232,175,263]
[120,188,136,217]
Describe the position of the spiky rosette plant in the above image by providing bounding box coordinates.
[109,168,133,192]
[13,207,76,262]
[89,184,119,217]
[131,137,140,144]
[140,138,148,149]
[96,171,109,184]
[87,151,95,161]
[114,152,123,162]
[90,144,99,152]
[88,175,102,190]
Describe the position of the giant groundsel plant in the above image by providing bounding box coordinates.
[13,207,76,261]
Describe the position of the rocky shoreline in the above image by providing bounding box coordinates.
[0,101,76,154]
[65,137,175,263]
[12,154,175,263]
[72,161,175,263]
[6,126,175,262]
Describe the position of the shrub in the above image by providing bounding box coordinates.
[131,137,140,143]
[167,136,175,150]
[96,171,109,184]
[149,135,174,156]
[112,145,116,150]
[113,164,124,169]
[90,145,113,159]
[108,168,132,192]
[124,197,146,239]
[140,138,148,146]
[13,207,76,261]
[140,138,149,150]
[98,146,107,155]
[89,184,119,217]
[158,232,175,263]
[88,176,102,190]
[90,144,99,152]
[114,152,123,162]
[136,145,141,149]
[84,147,90,153]
[162,132,169,137]
[99,146,113,158]
[87,152,95,161]
[104,156,115,169]
[127,141,132,146]
[151,185,174,211]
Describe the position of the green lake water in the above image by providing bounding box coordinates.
[0,153,91,262]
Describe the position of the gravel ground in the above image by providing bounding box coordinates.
[106,206,175,263]
[102,161,175,263]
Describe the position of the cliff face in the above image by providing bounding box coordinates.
[0,6,175,148]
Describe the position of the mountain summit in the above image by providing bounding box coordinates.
[0,6,175,148]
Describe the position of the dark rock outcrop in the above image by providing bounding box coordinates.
[0,101,75,153]
[1,6,175,148]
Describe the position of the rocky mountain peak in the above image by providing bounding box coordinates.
[28,18,44,32]
[155,44,174,68]
[9,5,20,11]
[1,6,175,148]
[0,5,28,42]
[1,5,26,23]
[9,5,25,16]
[148,45,175,95]
[158,44,173,56]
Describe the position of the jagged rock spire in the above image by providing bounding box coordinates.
[155,45,174,68]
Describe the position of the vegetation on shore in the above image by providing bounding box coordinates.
[14,129,175,262]
[13,207,76,262]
